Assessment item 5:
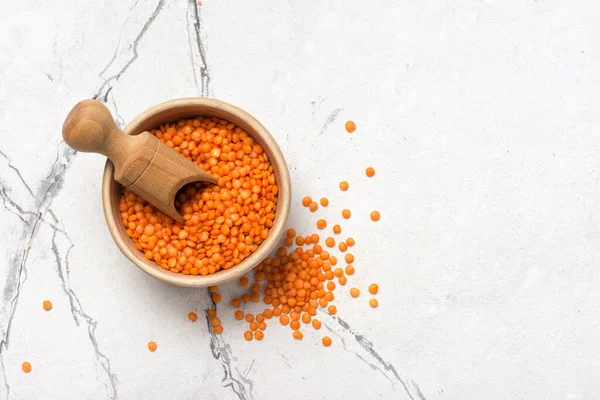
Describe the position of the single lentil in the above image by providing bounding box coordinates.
[370,211,381,221]
[345,120,356,133]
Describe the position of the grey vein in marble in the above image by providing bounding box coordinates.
[322,314,425,400]
[49,214,118,399]
[186,0,212,97]
[206,299,255,400]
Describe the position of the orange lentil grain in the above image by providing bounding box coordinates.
[209,285,218,293]
[339,181,349,191]
[207,309,217,318]
[338,242,348,252]
[338,276,348,285]
[325,237,335,247]
[210,317,221,327]
[245,313,254,323]
[244,331,253,341]
[366,167,375,177]
[301,313,311,324]
[231,298,241,307]
[254,331,264,340]
[317,219,327,229]
[350,288,360,298]
[290,320,300,330]
[240,277,250,287]
[328,305,337,315]
[214,325,224,334]
[293,331,303,340]
[279,315,290,326]
[369,298,379,308]
[333,224,341,234]
[345,120,356,133]
[345,265,355,275]
[302,196,312,207]
[188,312,198,322]
[22,362,31,373]
[342,209,351,219]
[309,202,318,212]
[370,210,381,221]
[312,319,321,329]
[42,300,52,311]
[258,322,267,330]
[286,228,296,238]
[320,198,329,207]
[249,322,259,331]
[345,253,354,263]
[148,341,158,352]
[235,310,244,320]
[322,336,332,346]
[369,283,379,295]
[212,293,222,303]
[346,237,355,246]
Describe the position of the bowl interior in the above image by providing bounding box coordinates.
[102,98,291,287]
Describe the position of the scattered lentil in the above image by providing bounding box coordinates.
[42,300,52,311]
[188,312,198,322]
[320,198,329,207]
[148,341,158,352]
[350,288,360,298]
[368,283,379,295]
[342,209,351,219]
[339,181,349,191]
[366,167,375,177]
[370,211,381,221]
[22,362,31,373]
[322,336,332,346]
[369,298,378,308]
[345,120,356,133]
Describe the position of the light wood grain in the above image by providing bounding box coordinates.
[98,98,291,287]
[62,99,217,223]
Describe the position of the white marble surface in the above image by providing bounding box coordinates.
[1,0,600,399]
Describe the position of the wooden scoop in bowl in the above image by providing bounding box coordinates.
[62,99,217,223]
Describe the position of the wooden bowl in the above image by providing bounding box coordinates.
[101,98,291,287]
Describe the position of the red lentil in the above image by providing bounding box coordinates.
[345,121,356,133]
[22,362,31,373]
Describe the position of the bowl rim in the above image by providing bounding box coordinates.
[101,97,291,287]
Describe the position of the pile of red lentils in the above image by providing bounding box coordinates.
[198,120,382,347]
[118,116,278,276]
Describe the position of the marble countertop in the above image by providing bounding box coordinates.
[2,1,600,399]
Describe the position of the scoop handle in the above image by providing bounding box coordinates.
[62,99,135,162]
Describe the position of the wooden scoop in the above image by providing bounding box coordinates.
[62,99,217,223]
